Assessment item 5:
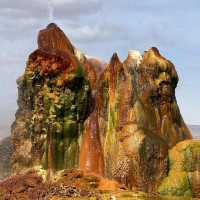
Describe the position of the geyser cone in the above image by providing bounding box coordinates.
[38,23,75,54]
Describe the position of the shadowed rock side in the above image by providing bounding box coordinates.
[0,137,12,180]
[11,24,93,175]
[80,48,192,192]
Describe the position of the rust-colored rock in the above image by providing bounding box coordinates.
[80,47,192,192]
[0,169,127,199]
[79,111,104,176]
[38,23,74,54]
[87,57,106,78]
[29,49,78,78]
[0,171,48,199]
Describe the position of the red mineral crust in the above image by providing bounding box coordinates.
[28,23,80,84]
[79,112,104,176]
[29,49,78,77]
[38,23,74,54]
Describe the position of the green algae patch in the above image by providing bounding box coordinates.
[75,65,85,78]
[169,140,200,172]
[158,171,192,197]
[158,140,200,198]
[15,49,93,174]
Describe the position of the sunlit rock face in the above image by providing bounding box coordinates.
[11,24,93,174]
[80,47,192,192]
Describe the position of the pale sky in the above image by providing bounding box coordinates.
[0,0,200,137]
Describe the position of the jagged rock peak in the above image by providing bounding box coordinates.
[110,53,121,64]
[38,23,74,54]
[143,47,174,69]
[142,47,179,87]
[107,52,122,77]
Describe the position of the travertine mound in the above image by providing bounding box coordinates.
[80,47,191,191]
[11,23,93,175]
[11,23,192,195]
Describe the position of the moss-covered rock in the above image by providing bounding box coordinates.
[158,171,192,197]
[158,140,200,198]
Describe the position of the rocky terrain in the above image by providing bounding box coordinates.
[0,23,199,199]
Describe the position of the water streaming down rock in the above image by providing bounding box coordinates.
[79,111,104,176]
[10,23,199,198]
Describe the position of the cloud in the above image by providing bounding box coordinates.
[0,0,102,20]
[0,0,104,42]
[0,0,46,19]
[58,21,126,43]
[53,0,102,19]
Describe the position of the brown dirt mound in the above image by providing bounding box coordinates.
[0,169,126,200]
